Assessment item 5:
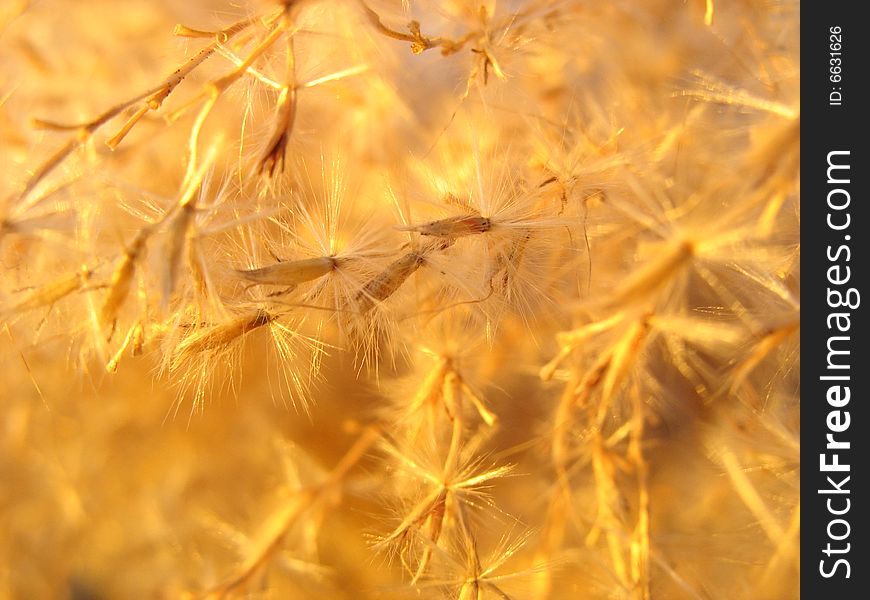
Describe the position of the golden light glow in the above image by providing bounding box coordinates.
[0,1,799,598]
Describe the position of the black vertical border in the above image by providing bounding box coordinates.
[803,3,868,596]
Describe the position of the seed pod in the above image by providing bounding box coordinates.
[354,250,424,314]
[258,85,297,177]
[352,240,453,314]
[396,214,492,238]
[162,202,196,306]
[609,239,695,307]
[174,309,274,362]
[7,265,93,314]
[101,228,151,330]
[236,256,337,289]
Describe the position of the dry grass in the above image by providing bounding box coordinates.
[0,1,799,598]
